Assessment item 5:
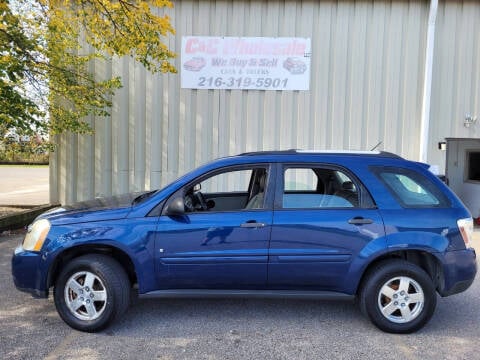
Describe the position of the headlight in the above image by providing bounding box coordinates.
[23,219,51,251]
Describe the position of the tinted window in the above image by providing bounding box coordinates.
[284,168,317,191]
[371,167,449,208]
[200,169,253,193]
[183,167,268,212]
[466,151,480,182]
[282,167,359,208]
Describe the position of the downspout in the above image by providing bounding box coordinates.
[419,0,438,163]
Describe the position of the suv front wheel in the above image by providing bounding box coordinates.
[53,254,131,332]
[359,259,436,333]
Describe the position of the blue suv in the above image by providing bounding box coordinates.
[12,151,477,333]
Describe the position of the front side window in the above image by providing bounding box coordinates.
[183,167,268,212]
[200,169,253,193]
[371,166,449,208]
[282,167,359,209]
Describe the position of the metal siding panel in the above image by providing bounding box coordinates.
[144,69,152,191]
[150,72,164,189]
[364,1,387,150]
[114,57,130,195]
[166,1,181,182]
[76,45,95,202]
[395,3,408,155]
[128,59,136,190]
[347,1,367,150]
[231,91,247,154]
[93,56,112,198]
[314,2,333,149]
[280,1,297,150]
[76,120,93,201]
[114,61,129,193]
[470,2,480,124]
[383,3,402,154]
[246,1,262,36]
[133,63,146,192]
[67,133,78,204]
[149,15,162,182]
[402,3,425,160]
[331,2,350,149]
[210,91,220,158]
[161,75,170,184]
[49,136,59,204]
[298,2,315,150]
[217,91,229,154]
[110,56,120,194]
[184,3,196,173]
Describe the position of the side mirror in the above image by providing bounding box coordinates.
[165,197,185,216]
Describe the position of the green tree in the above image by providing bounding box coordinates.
[0,1,44,135]
[1,0,176,140]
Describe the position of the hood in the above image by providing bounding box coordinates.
[37,191,151,225]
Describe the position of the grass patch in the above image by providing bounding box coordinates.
[0,164,48,168]
[0,142,49,164]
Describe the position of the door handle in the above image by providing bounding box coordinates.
[348,217,373,225]
[240,221,266,228]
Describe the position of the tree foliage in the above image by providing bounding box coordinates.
[0,0,176,140]
[0,1,44,134]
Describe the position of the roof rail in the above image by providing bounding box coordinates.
[239,149,402,158]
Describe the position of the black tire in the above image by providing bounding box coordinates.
[359,259,436,334]
[53,254,130,332]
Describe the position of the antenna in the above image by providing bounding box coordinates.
[370,141,383,151]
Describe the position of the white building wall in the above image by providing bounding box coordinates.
[51,0,433,204]
[428,0,480,171]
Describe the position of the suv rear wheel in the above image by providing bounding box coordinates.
[53,254,130,332]
[359,259,436,333]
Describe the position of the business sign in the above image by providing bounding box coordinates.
[181,37,311,91]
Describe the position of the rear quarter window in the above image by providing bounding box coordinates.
[370,166,450,208]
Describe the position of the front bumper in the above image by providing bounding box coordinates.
[438,247,477,297]
[11,246,49,298]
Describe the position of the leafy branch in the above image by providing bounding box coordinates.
[0,0,176,141]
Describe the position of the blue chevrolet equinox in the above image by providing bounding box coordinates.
[12,151,477,333]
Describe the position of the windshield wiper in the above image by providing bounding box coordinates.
[132,190,156,205]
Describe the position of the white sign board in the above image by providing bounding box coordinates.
[181,37,311,91]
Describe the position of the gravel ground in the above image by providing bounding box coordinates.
[1,231,479,360]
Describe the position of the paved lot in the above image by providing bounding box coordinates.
[0,166,49,205]
[1,231,479,360]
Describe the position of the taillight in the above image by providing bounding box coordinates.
[457,218,473,248]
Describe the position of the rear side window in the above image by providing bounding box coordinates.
[282,167,360,208]
[371,167,450,208]
[284,168,318,191]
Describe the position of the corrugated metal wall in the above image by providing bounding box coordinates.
[51,0,432,204]
[428,0,480,170]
